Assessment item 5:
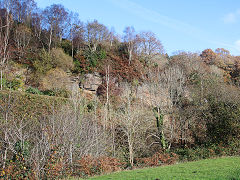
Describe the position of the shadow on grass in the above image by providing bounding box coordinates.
[228,169,240,180]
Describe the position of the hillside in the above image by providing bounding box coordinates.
[0,0,240,179]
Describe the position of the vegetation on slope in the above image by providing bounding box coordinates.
[0,0,240,179]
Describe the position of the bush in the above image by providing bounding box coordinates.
[33,48,73,79]
[135,151,178,168]
[42,88,70,98]
[174,143,240,162]
[1,141,33,179]
[39,68,69,91]
[73,48,106,74]
[2,77,24,90]
[33,49,53,75]
[51,48,74,71]
[73,156,124,178]
[26,86,42,95]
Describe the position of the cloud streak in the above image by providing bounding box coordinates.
[108,0,240,54]
[108,0,202,36]
[223,9,240,24]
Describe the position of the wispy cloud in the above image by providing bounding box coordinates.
[223,9,240,24]
[108,0,240,54]
[108,0,202,36]
[234,40,240,52]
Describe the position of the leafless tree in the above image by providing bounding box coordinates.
[85,20,110,52]
[43,4,69,52]
[8,0,36,24]
[116,85,154,166]
[14,24,32,60]
[123,26,136,64]
[136,31,164,64]
[0,0,13,90]
[68,12,84,57]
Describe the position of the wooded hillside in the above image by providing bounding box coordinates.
[0,0,240,179]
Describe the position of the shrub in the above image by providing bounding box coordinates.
[73,156,124,178]
[33,48,73,79]
[2,77,24,90]
[42,88,70,98]
[26,86,42,95]
[1,141,33,179]
[73,48,106,74]
[135,151,178,168]
[33,49,53,75]
[39,68,69,91]
[51,48,74,71]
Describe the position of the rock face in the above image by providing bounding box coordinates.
[79,72,102,92]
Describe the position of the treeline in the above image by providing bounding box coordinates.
[0,0,240,179]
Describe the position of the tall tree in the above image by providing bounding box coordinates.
[123,26,136,64]
[68,12,84,57]
[11,0,37,24]
[85,20,110,51]
[0,0,13,90]
[43,4,69,52]
[200,49,216,65]
[136,31,164,64]
[14,24,32,61]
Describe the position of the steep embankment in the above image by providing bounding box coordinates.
[0,90,68,120]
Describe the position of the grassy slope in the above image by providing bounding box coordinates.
[89,157,240,180]
[0,90,68,120]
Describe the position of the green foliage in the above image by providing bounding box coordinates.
[33,49,53,75]
[0,90,68,121]
[2,77,24,90]
[174,143,240,162]
[26,86,42,95]
[14,141,31,158]
[1,141,33,179]
[33,48,73,76]
[42,88,70,98]
[61,39,73,57]
[51,48,74,71]
[73,48,106,74]
[206,96,240,145]
[153,107,166,149]
[73,59,82,73]
[84,49,106,68]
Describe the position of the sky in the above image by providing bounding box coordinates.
[35,0,240,56]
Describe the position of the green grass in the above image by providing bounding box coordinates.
[88,157,240,180]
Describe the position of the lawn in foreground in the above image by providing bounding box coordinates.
[89,157,240,180]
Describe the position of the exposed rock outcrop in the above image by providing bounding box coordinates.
[79,72,102,92]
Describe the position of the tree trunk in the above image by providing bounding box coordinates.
[128,136,134,167]
[1,69,3,90]
[48,25,53,53]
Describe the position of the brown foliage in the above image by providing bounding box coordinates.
[136,151,178,168]
[100,53,144,82]
[200,49,217,65]
[73,156,124,177]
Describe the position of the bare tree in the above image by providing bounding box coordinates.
[136,31,164,64]
[0,0,13,90]
[11,0,37,24]
[68,12,84,57]
[14,24,32,60]
[116,85,154,167]
[43,4,69,52]
[85,20,110,52]
[123,26,136,64]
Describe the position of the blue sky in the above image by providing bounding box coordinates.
[35,0,240,56]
